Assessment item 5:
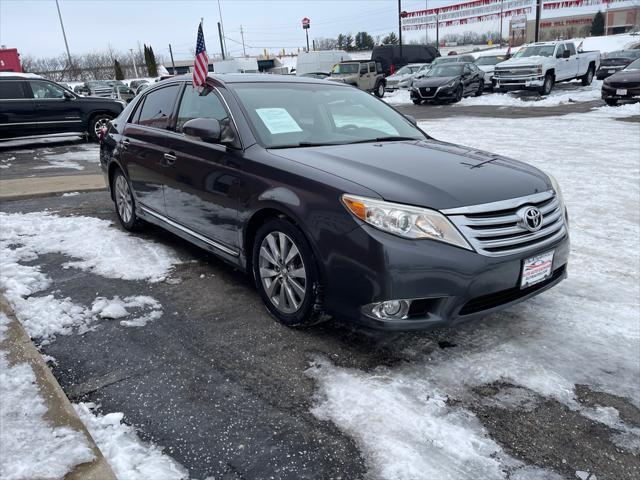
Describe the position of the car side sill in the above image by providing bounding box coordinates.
[139,205,239,257]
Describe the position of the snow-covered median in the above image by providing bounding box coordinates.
[308,104,640,479]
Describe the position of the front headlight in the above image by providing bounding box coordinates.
[342,194,472,250]
[547,173,567,221]
[443,79,457,88]
[536,65,543,75]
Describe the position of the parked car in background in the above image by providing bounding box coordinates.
[494,41,600,95]
[601,58,640,106]
[385,63,426,91]
[596,50,640,80]
[57,82,73,91]
[129,79,149,94]
[84,80,113,97]
[474,53,511,89]
[100,73,568,330]
[296,50,351,76]
[371,44,440,76]
[328,60,386,97]
[0,74,124,140]
[107,80,136,103]
[411,55,477,83]
[74,84,89,95]
[411,62,484,104]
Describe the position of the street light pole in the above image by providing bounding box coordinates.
[240,25,246,56]
[129,49,139,78]
[398,0,403,59]
[499,0,504,47]
[55,0,73,69]
[534,0,542,42]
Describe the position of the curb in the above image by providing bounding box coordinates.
[0,296,117,480]
[0,174,106,201]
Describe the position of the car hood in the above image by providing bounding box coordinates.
[269,140,551,210]
[477,65,495,73]
[607,69,640,83]
[497,56,549,68]
[413,76,459,88]
[387,73,411,81]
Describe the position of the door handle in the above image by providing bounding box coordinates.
[162,152,177,166]
[121,138,130,150]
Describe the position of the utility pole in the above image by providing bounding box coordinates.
[436,9,439,48]
[129,49,139,78]
[398,0,403,59]
[499,0,504,47]
[240,25,246,56]
[55,0,73,69]
[218,22,226,60]
[534,0,542,42]
[425,1,428,45]
[217,0,228,58]
[168,44,176,74]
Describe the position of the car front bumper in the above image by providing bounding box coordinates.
[410,85,459,102]
[601,83,640,101]
[495,76,545,90]
[321,224,570,331]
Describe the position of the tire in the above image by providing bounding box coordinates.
[112,169,143,231]
[412,99,423,105]
[539,74,554,96]
[374,81,385,98]
[605,98,618,106]
[581,66,594,86]
[475,81,484,97]
[89,113,114,141]
[252,218,325,327]
[453,85,463,103]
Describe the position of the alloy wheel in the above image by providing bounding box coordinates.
[93,116,111,138]
[258,232,307,314]
[115,174,133,224]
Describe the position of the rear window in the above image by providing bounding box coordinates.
[0,81,27,99]
[136,84,180,129]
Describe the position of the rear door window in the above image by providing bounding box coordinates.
[136,84,180,129]
[0,81,28,99]
[368,62,376,73]
[28,80,65,99]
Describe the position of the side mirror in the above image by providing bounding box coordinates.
[63,91,74,100]
[563,50,571,59]
[404,114,417,126]
[183,117,221,144]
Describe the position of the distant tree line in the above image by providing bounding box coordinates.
[21,44,163,82]
[314,31,402,51]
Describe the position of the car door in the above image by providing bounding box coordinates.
[0,80,40,138]
[27,80,84,135]
[461,64,475,95]
[565,42,580,78]
[160,84,242,252]
[554,44,570,81]
[368,62,377,90]
[121,83,181,215]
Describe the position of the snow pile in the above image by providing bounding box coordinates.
[74,403,188,480]
[459,80,602,107]
[0,313,95,480]
[0,155,15,169]
[573,32,640,55]
[0,212,178,340]
[309,106,640,479]
[92,296,163,327]
[384,89,412,105]
[34,146,100,171]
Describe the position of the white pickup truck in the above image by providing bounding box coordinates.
[493,41,600,95]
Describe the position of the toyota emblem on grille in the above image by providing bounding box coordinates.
[521,207,543,232]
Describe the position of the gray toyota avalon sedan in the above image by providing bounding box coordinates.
[100,74,568,330]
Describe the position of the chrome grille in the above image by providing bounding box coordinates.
[444,191,567,257]
[494,67,539,77]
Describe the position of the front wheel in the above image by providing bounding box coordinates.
[453,85,463,103]
[252,218,325,327]
[581,66,594,86]
[89,113,114,141]
[412,99,423,105]
[374,81,385,98]
[604,98,618,106]
[539,74,554,96]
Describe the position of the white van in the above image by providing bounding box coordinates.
[295,50,351,76]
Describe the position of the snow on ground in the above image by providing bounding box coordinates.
[383,89,412,105]
[0,312,95,480]
[308,104,640,480]
[33,145,100,171]
[0,135,83,149]
[92,296,163,327]
[0,212,179,341]
[75,403,188,480]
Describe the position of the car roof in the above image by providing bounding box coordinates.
[0,72,43,79]
[159,73,348,88]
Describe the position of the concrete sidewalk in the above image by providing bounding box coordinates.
[0,296,117,480]
[0,174,106,201]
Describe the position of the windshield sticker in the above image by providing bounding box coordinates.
[256,108,303,134]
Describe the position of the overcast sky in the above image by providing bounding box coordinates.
[0,0,623,61]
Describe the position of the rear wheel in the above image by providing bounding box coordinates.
[89,113,113,141]
[581,66,594,86]
[252,218,325,327]
[605,98,618,106]
[374,81,385,98]
[539,74,554,96]
[112,169,143,231]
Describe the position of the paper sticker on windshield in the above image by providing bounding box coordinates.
[255,108,303,135]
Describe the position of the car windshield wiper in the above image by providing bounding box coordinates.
[268,141,346,149]
[345,136,421,145]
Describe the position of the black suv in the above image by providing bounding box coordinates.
[372,44,440,76]
[101,74,568,330]
[0,75,124,140]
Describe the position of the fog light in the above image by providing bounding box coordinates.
[382,300,402,316]
[363,299,411,320]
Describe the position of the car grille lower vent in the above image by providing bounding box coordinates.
[444,191,567,257]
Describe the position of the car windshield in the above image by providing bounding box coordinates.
[475,55,507,65]
[626,58,640,70]
[514,45,556,58]
[331,63,359,74]
[426,64,464,77]
[432,57,458,65]
[231,82,425,149]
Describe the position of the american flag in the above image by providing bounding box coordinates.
[193,21,209,88]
